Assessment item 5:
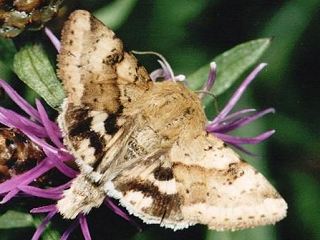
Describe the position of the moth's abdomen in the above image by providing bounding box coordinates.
[57,174,105,219]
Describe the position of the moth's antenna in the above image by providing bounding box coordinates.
[132,51,176,82]
[195,90,220,114]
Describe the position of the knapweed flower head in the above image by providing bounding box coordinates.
[0,80,134,239]
[204,63,275,153]
[151,54,275,154]
[0,28,275,240]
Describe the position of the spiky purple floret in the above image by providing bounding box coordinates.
[0,79,132,240]
[45,27,61,52]
[61,216,80,240]
[150,59,186,82]
[207,108,275,133]
[31,207,58,240]
[79,215,92,240]
[205,63,275,150]
[202,62,217,93]
[31,204,92,240]
[105,198,142,231]
[131,51,185,82]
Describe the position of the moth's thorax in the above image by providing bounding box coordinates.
[131,81,206,140]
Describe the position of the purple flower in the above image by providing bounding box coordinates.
[0,80,133,240]
[154,57,275,153]
[204,62,275,153]
[132,50,186,82]
[0,28,274,239]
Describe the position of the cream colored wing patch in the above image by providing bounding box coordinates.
[107,153,196,230]
[170,132,287,231]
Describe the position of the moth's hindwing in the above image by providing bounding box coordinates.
[108,132,287,230]
[106,153,195,230]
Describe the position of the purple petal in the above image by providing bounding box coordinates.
[157,60,185,82]
[158,60,171,79]
[208,108,275,133]
[57,149,74,161]
[0,159,52,194]
[105,198,141,230]
[214,108,257,124]
[31,204,57,213]
[202,62,217,92]
[150,69,164,81]
[0,80,41,121]
[31,210,57,240]
[0,109,59,154]
[36,100,63,148]
[213,130,275,145]
[61,218,80,240]
[79,215,92,240]
[105,198,130,221]
[0,189,19,203]
[45,153,78,178]
[225,108,275,131]
[208,118,247,133]
[206,108,256,132]
[41,181,72,193]
[45,27,61,52]
[157,60,175,81]
[24,134,59,155]
[18,185,61,200]
[0,108,47,137]
[212,63,267,124]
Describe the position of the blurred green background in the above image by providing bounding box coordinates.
[1,0,320,239]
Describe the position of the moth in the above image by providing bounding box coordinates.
[56,10,287,231]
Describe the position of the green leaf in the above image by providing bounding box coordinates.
[0,210,34,229]
[94,0,138,30]
[0,61,14,80]
[13,44,65,109]
[0,38,16,70]
[0,38,17,80]
[188,38,271,96]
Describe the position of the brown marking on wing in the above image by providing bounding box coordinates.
[116,178,182,218]
[153,166,174,181]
